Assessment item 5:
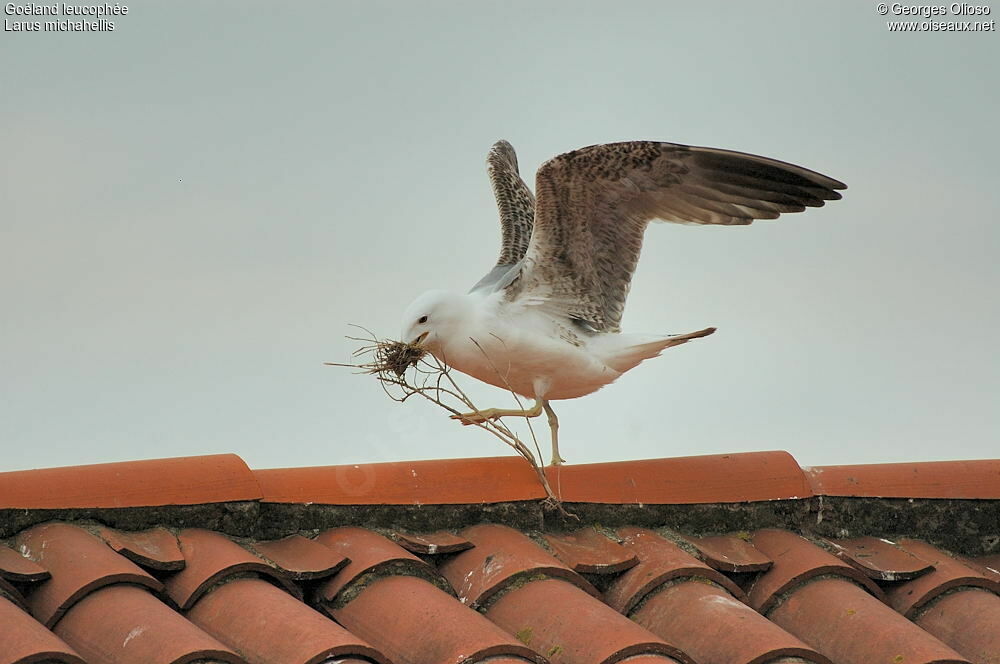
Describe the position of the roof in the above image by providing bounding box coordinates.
[1,451,999,664]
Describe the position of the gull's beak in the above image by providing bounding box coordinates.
[411,331,429,347]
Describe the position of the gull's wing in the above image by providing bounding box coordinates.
[470,140,536,292]
[506,141,846,332]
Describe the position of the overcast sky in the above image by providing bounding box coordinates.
[2,2,997,472]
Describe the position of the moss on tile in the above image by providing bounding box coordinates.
[0,501,259,539]
[811,496,1000,555]
[1,495,997,556]
[255,500,543,539]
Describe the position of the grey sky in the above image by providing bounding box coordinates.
[2,1,997,472]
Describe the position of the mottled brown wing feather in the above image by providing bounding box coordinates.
[509,141,846,332]
[487,140,536,267]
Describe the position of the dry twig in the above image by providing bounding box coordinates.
[326,326,569,513]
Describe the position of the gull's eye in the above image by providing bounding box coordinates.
[418,315,428,324]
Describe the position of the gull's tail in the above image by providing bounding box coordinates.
[601,327,716,373]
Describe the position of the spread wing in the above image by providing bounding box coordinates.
[505,141,846,332]
[470,140,536,292]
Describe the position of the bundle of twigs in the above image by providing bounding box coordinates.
[326,327,565,510]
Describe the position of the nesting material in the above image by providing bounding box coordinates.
[363,339,428,378]
[326,328,570,514]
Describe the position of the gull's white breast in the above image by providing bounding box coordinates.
[431,295,622,401]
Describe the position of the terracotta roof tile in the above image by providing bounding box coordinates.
[392,529,474,554]
[629,580,832,664]
[766,577,968,664]
[0,576,28,609]
[313,526,450,603]
[605,527,744,614]
[681,534,773,573]
[326,574,545,664]
[541,527,638,574]
[97,526,185,571]
[187,576,390,664]
[250,533,349,580]
[0,544,50,583]
[747,529,884,614]
[14,522,163,627]
[913,588,1000,664]
[888,539,1000,617]
[486,577,691,664]
[0,595,84,664]
[165,527,298,610]
[52,584,243,664]
[965,553,1000,583]
[544,451,812,504]
[438,524,597,608]
[974,554,1000,572]
[0,454,260,509]
[255,456,546,505]
[824,536,934,581]
[804,459,1000,498]
[4,451,1000,664]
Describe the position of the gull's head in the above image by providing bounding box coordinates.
[400,289,471,352]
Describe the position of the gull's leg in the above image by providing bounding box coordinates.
[542,401,565,466]
[450,399,544,426]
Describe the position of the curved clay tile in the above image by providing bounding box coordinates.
[327,574,546,664]
[0,577,27,610]
[188,577,391,664]
[681,534,773,573]
[0,454,260,509]
[392,530,474,555]
[0,544,50,583]
[313,527,451,604]
[962,553,1000,583]
[889,539,1000,616]
[254,456,546,505]
[485,577,690,664]
[629,580,833,664]
[604,527,744,614]
[972,553,1000,580]
[541,527,638,574]
[14,523,163,628]
[250,534,349,580]
[543,451,812,504]
[804,459,1000,498]
[437,524,597,608]
[914,587,1000,664]
[165,528,297,610]
[824,536,933,581]
[52,584,243,664]
[747,529,884,614]
[767,577,968,664]
[98,527,185,571]
[0,595,84,664]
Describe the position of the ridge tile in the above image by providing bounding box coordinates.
[0,454,260,509]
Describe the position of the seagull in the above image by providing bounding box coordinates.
[401,140,845,465]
